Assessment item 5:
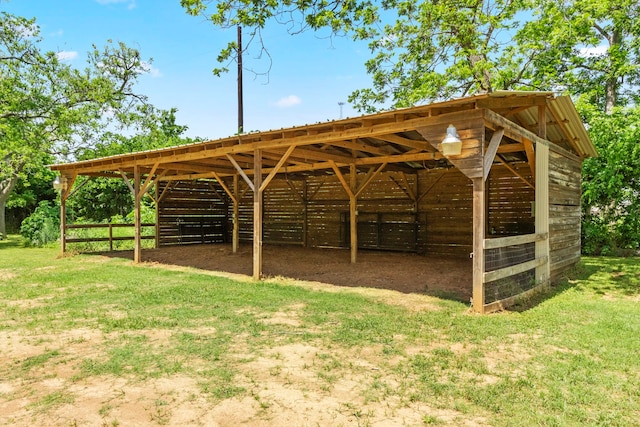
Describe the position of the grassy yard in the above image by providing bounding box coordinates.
[0,235,638,426]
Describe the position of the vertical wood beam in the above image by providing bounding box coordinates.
[302,178,308,248]
[155,184,160,249]
[57,173,76,256]
[483,128,504,181]
[538,104,547,139]
[535,143,550,285]
[472,177,486,313]
[233,174,240,253]
[349,164,358,264]
[253,150,263,279]
[60,195,66,256]
[133,165,142,263]
[524,138,536,180]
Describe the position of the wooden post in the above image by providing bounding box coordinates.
[109,224,114,251]
[472,177,486,313]
[535,143,550,285]
[133,165,142,263]
[233,174,240,253]
[60,195,66,256]
[302,178,308,248]
[253,150,263,280]
[155,184,160,249]
[349,164,358,264]
[538,105,547,139]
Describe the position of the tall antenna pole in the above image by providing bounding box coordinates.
[338,101,345,119]
[237,25,244,134]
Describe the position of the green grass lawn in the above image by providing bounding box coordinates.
[1,235,638,426]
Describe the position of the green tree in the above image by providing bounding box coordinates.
[68,108,195,222]
[0,11,155,239]
[581,104,640,254]
[180,0,639,113]
[521,0,640,113]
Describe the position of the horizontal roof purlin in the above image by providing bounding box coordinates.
[51,91,596,179]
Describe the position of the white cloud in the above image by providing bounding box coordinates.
[95,0,136,10]
[274,95,302,108]
[140,61,162,78]
[579,45,608,58]
[57,51,78,61]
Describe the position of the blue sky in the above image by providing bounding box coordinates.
[3,0,374,139]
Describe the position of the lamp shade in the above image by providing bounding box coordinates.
[441,124,462,156]
[52,176,65,191]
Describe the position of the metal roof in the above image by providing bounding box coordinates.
[51,91,596,180]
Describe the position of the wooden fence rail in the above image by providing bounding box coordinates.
[65,223,156,251]
[482,232,549,312]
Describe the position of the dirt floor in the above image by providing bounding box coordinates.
[124,244,473,302]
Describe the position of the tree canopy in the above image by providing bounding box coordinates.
[180,0,640,113]
[0,11,163,238]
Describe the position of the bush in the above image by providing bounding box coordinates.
[20,201,60,247]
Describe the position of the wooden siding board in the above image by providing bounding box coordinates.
[548,149,582,278]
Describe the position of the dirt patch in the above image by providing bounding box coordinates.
[0,327,494,427]
[107,244,473,302]
[0,269,17,281]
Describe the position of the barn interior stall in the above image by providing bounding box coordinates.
[51,91,596,313]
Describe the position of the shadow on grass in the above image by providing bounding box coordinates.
[507,277,578,313]
[508,256,640,312]
[579,256,640,297]
[0,235,26,250]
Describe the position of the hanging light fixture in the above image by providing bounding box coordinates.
[441,124,462,156]
[52,175,67,192]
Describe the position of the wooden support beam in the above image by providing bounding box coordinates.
[60,194,67,256]
[483,128,504,181]
[61,173,77,202]
[349,163,358,264]
[233,175,239,253]
[495,155,535,190]
[207,180,225,202]
[417,172,445,203]
[302,178,308,248]
[155,184,160,249]
[472,178,486,313]
[535,143,550,286]
[211,172,237,204]
[133,165,142,263]
[259,145,296,193]
[65,175,88,200]
[354,163,387,198]
[538,104,547,139]
[252,149,263,280]
[119,169,135,194]
[329,161,354,198]
[329,160,360,263]
[483,109,548,147]
[375,133,431,150]
[524,138,536,180]
[227,154,254,191]
[400,172,416,202]
[157,181,175,204]
[139,162,159,196]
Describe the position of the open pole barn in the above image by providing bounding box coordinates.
[50,91,597,313]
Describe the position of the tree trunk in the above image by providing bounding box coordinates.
[605,29,621,114]
[0,176,18,239]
